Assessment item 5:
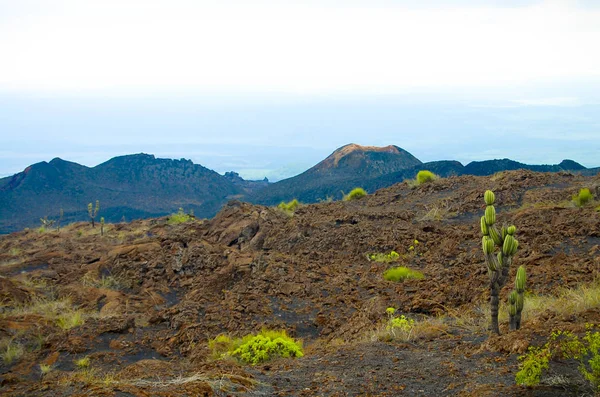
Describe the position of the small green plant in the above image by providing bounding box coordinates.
[368,251,400,263]
[100,217,105,236]
[384,307,415,341]
[277,199,300,215]
[1,339,24,365]
[573,188,594,207]
[56,311,84,330]
[39,363,52,377]
[208,329,303,365]
[75,356,91,369]
[167,208,191,224]
[383,266,424,282]
[515,345,551,386]
[88,200,100,228]
[37,226,47,233]
[343,187,367,201]
[415,170,437,186]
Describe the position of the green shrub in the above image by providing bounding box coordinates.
[167,208,191,224]
[385,307,415,339]
[573,188,594,207]
[515,345,551,386]
[516,326,600,391]
[415,170,437,186]
[383,266,424,282]
[343,188,367,201]
[208,329,303,365]
[277,199,300,215]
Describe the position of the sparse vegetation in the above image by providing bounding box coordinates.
[343,187,367,201]
[56,310,84,330]
[419,200,457,221]
[573,187,594,207]
[75,356,91,369]
[383,266,424,282]
[167,208,191,224]
[208,329,304,365]
[373,308,448,343]
[100,217,105,236]
[368,251,400,263]
[1,339,24,365]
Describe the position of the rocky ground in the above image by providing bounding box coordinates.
[1,170,599,396]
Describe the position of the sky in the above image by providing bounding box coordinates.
[1,0,599,180]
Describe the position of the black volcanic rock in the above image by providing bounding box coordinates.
[247,143,422,205]
[0,154,244,233]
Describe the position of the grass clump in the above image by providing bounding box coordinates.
[573,188,594,207]
[1,339,24,365]
[416,170,437,186]
[75,356,91,369]
[373,308,448,343]
[383,266,424,282]
[277,199,300,216]
[208,329,303,365]
[56,311,84,330]
[167,208,191,225]
[343,187,367,201]
[368,251,400,263]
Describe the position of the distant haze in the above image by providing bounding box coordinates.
[1,0,599,180]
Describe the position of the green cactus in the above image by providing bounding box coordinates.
[480,190,525,334]
[100,217,105,236]
[509,266,526,330]
[88,200,100,228]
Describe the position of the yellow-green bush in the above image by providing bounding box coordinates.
[167,208,191,224]
[277,199,300,214]
[416,170,437,185]
[383,266,424,282]
[343,188,367,201]
[516,325,600,391]
[208,329,303,365]
[573,188,594,207]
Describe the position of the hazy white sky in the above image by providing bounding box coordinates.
[1,0,599,95]
[1,0,599,180]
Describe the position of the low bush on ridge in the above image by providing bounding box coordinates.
[416,170,437,185]
[277,199,300,215]
[343,188,367,201]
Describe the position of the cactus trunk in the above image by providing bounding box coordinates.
[490,282,501,334]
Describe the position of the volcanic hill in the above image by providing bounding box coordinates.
[1,170,600,395]
[0,154,267,234]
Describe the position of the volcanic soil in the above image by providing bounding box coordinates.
[1,170,600,396]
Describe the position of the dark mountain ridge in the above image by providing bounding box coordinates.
[1,146,598,233]
[0,154,265,234]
